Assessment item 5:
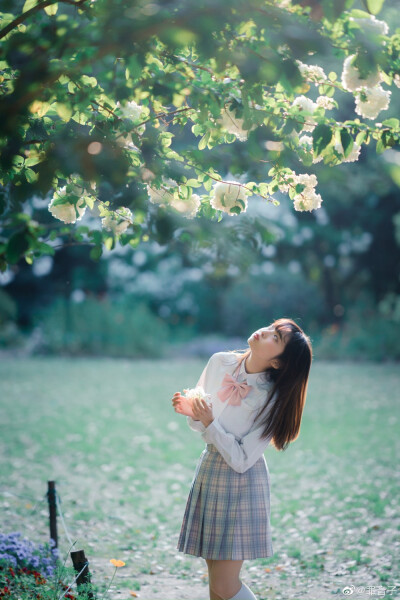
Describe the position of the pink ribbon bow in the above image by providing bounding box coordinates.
[217,373,253,406]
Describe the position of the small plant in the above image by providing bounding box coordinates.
[0,562,78,600]
[0,532,59,578]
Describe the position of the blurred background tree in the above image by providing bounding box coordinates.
[0,0,399,360]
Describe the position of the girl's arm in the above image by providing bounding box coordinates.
[186,358,212,431]
[201,418,273,473]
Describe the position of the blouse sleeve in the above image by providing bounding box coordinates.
[186,358,211,433]
[200,417,273,473]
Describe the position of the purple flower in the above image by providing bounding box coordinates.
[0,531,59,578]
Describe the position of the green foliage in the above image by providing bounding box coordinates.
[0,0,399,265]
[314,301,400,361]
[0,287,16,324]
[35,296,169,357]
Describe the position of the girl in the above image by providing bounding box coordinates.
[171,318,313,600]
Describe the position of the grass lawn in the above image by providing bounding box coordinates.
[0,357,399,600]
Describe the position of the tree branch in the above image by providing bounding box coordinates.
[0,0,89,42]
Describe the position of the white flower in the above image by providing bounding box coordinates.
[355,85,391,119]
[170,194,201,219]
[148,179,201,219]
[341,54,382,92]
[299,134,313,148]
[217,105,255,141]
[116,100,146,139]
[278,170,322,212]
[316,96,335,110]
[334,141,361,163]
[277,170,297,193]
[101,207,132,234]
[293,190,322,212]
[48,186,86,223]
[297,61,327,84]
[350,15,389,37]
[296,173,318,189]
[298,135,323,163]
[147,178,177,206]
[210,181,248,215]
[118,100,144,121]
[292,96,317,132]
[292,173,322,211]
[184,386,210,401]
[394,74,400,88]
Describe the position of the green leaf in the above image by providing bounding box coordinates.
[376,139,385,154]
[104,236,114,251]
[340,129,354,158]
[186,178,201,187]
[350,9,374,18]
[364,0,385,15]
[25,168,39,183]
[22,0,39,12]
[44,3,58,15]
[6,232,30,264]
[203,177,213,191]
[313,124,333,156]
[54,103,73,121]
[34,242,55,256]
[25,157,42,167]
[381,130,396,149]
[382,118,400,129]
[318,84,335,97]
[356,131,367,145]
[81,75,97,87]
[198,132,210,150]
[90,245,102,261]
[71,112,88,125]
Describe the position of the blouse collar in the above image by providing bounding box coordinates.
[235,355,271,387]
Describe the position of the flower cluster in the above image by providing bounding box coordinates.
[101,207,133,235]
[278,171,322,212]
[116,100,147,146]
[341,54,382,92]
[355,85,391,120]
[147,178,201,219]
[210,181,248,215]
[297,61,327,85]
[341,15,391,121]
[316,96,335,110]
[48,185,86,224]
[298,135,323,164]
[291,96,317,132]
[0,532,59,579]
[334,140,361,163]
[350,14,389,37]
[217,105,256,141]
[184,386,210,402]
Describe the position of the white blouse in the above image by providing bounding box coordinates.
[187,351,277,473]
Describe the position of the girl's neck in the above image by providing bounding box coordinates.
[243,352,269,375]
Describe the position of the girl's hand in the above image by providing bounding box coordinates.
[172,389,195,418]
[192,396,214,428]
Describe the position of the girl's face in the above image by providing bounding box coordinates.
[247,324,288,364]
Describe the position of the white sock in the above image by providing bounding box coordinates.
[228,581,257,600]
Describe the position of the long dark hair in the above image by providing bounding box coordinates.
[231,318,313,451]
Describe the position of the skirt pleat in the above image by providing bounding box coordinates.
[177,444,274,560]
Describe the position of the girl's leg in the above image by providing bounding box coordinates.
[207,559,244,600]
[205,559,224,600]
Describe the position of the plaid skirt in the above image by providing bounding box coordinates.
[177,443,274,560]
